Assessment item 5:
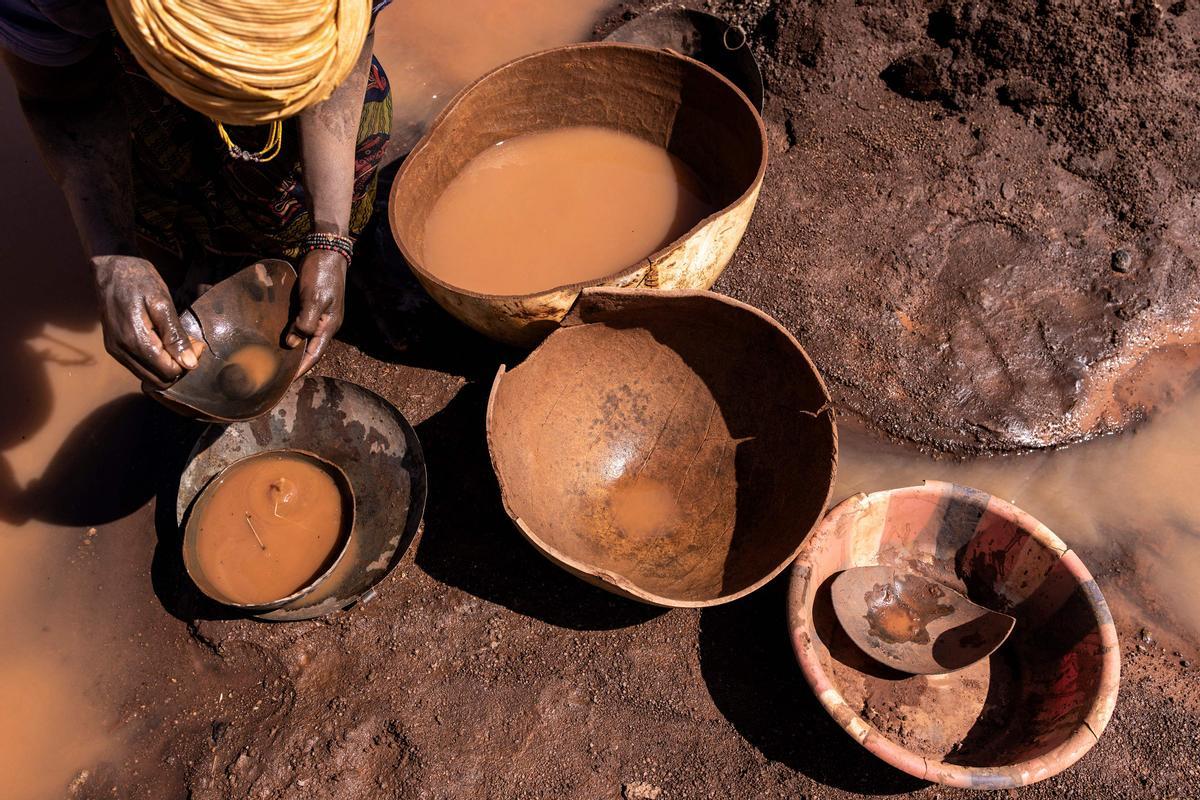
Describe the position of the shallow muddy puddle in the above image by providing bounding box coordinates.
[834,377,1200,644]
[0,75,138,798]
[374,0,613,161]
[0,319,137,800]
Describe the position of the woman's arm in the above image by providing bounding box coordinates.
[4,47,196,384]
[290,31,375,374]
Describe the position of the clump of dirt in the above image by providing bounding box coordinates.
[826,637,1019,760]
[888,0,1200,234]
[672,0,1200,454]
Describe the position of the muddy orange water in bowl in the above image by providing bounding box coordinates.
[216,343,279,400]
[192,452,349,606]
[609,476,682,541]
[422,126,713,296]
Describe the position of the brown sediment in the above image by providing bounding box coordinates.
[191,452,350,606]
[608,475,682,542]
[862,574,954,646]
[827,645,1004,757]
[421,126,712,296]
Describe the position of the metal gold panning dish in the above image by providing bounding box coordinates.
[389,42,768,347]
[182,449,355,613]
[789,482,1120,789]
[831,565,1016,675]
[487,287,838,607]
[605,7,765,111]
[177,376,427,621]
[149,259,303,422]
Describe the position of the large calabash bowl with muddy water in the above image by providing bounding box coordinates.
[789,481,1120,789]
[389,42,768,347]
[487,288,838,606]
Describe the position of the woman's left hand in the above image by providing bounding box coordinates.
[287,248,347,375]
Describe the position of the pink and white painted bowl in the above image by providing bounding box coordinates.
[788,481,1120,790]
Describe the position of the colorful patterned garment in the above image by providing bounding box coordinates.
[118,45,393,277]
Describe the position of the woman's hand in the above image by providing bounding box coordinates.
[286,248,348,375]
[291,29,372,376]
[92,255,198,386]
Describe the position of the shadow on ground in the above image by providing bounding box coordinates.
[149,408,245,623]
[699,573,928,795]
[0,394,166,528]
[341,210,523,381]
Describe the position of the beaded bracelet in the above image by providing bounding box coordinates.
[301,232,355,267]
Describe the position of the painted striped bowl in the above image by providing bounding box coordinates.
[788,481,1120,790]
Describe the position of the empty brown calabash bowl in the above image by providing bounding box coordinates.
[182,449,355,614]
[788,482,1120,790]
[486,287,838,606]
[389,42,768,347]
[149,259,304,422]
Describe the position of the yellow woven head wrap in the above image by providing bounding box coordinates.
[107,0,370,125]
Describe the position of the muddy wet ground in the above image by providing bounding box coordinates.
[5,1,1200,798]
[51,340,1200,800]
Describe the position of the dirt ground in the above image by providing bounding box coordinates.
[703,0,1200,455]
[40,0,1200,798]
[66,349,1200,800]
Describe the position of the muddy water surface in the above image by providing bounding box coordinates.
[609,476,682,541]
[422,126,712,295]
[0,288,136,800]
[373,0,613,161]
[218,342,279,399]
[193,452,348,605]
[0,73,141,798]
[834,376,1200,643]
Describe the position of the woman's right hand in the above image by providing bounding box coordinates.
[91,255,199,386]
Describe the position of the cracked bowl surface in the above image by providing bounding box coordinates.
[788,481,1120,789]
[487,287,837,607]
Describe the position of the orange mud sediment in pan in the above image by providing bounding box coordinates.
[191,452,350,606]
